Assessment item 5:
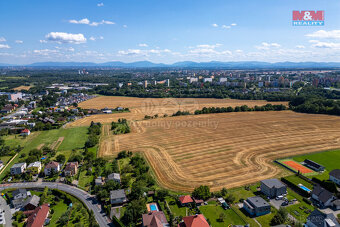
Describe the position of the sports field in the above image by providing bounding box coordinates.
[282,160,313,174]
[97,110,340,192]
[13,85,32,91]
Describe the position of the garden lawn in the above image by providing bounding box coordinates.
[166,196,187,217]
[199,203,246,226]
[78,170,94,190]
[49,200,69,226]
[283,175,313,189]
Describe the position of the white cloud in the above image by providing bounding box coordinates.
[123,25,127,28]
[89,36,104,41]
[212,23,218,27]
[295,45,305,49]
[138,43,148,47]
[15,40,23,44]
[231,23,237,26]
[90,20,115,26]
[309,40,340,49]
[0,37,6,42]
[97,2,104,7]
[69,18,90,25]
[222,25,231,29]
[255,42,281,50]
[118,48,172,56]
[39,40,47,43]
[68,47,75,52]
[45,32,86,44]
[68,18,115,26]
[306,30,340,39]
[33,49,59,55]
[0,44,10,49]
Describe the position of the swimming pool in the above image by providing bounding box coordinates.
[150,204,158,211]
[299,184,311,192]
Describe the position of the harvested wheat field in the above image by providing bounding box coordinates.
[103,111,340,192]
[13,85,32,91]
[68,96,288,127]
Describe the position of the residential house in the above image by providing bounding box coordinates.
[142,211,170,227]
[95,176,104,186]
[260,179,287,198]
[23,195,40,210]
[107,173,121,183]
[178,195,193,206]
[178,214,210,227]
[0,104,15,113]
[306,209,340,227]
[10,162,27,175]
[20,129,31,136]
[11,198,26,209]
[12,189,31,200]
[193,198,204,206]
[304,159,325,172]
[333,200,340,210]
[27,162,42,175]
[110,189,127,205]
[243,196,271,217]
[311,184,335,208]
[64,162,78,176]
[329,169,340,186]
[44,161,60,176]
[24,204,50,227]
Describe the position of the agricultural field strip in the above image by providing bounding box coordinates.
[114,111,340,191]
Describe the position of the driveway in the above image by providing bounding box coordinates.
[0,182,113,227]
[0,195,12,227]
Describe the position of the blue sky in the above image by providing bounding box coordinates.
[1,0,340,64]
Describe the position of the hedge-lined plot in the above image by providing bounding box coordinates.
[103,111,340,192]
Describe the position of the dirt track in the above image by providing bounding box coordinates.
[100,111,340,192]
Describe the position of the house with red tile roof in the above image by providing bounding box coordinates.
[20,129,30,136]
[179,195,193,206]
[24,204,50,227]
[44,161,60,176]
[178,214,210,227]
[64,162,78,176]
[142,211,169,227]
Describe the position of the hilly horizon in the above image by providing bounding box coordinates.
[1,61,340,69]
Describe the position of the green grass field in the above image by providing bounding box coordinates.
[283,175,313,190]
[293,149,340,172]
[0,127,88,180]
[199,201,246,226]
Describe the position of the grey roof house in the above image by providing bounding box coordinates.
[107,173,121,183]
[243,196,271,217]
[260,179,287,198]
[10,162,27,175]
[329,169,340,186]
[12,189,31,200]
[306,209,340,227]
[110,189,127,205]
[311,185,335,208]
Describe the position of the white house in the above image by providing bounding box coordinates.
[10,162,27,175]
[329,169,340,185]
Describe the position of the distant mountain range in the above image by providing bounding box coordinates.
[1,61,340,69]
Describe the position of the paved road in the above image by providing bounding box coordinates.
[0,182,112,227]
[0,195,12,227]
